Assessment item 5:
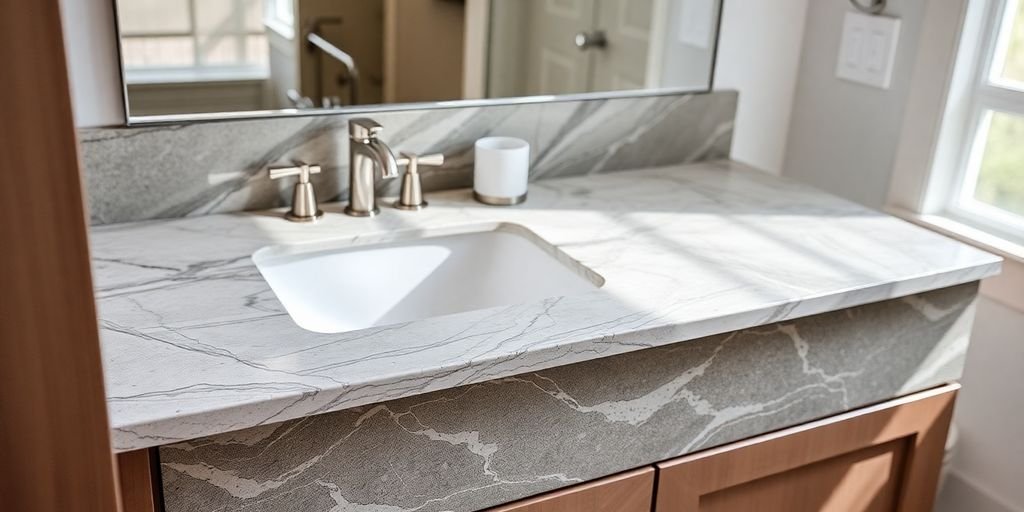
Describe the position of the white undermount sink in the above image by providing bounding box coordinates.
[252,225,604,334]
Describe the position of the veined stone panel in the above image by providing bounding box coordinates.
[80,91,736,225]
[160,282,977,512]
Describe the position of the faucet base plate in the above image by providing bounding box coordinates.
[344,206,380,217]
[285,210,324,223]
[393,200,428,211]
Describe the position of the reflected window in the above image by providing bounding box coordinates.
[118,0,269,82]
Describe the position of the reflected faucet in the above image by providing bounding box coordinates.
[346,118,399,217]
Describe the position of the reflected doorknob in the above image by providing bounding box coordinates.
[574,30,607,50]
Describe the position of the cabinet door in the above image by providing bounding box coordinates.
[487,467,654,512]
[655,384,958,512]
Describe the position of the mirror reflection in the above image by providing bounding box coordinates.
[117,0,722,119]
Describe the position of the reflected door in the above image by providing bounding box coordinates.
[592,0,654,91]
[525,0,597,95]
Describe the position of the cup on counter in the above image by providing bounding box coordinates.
[473,137,530,206]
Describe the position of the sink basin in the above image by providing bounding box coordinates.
[252,225,603,334]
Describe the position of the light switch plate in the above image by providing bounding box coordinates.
[836,11,901,89]
[677,0,715,49]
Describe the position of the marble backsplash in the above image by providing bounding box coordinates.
[78,91,736,225]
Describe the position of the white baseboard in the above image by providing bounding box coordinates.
[936,472,1022,512]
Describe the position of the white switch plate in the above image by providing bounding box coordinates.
[836,11,901,89]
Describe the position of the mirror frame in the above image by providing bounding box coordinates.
[113,0,724,126]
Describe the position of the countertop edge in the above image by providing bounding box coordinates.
[109,258,1000,453]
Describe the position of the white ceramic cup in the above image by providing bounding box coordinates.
[473,137,530,205]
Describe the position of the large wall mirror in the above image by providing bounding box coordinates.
[115,0,722,123]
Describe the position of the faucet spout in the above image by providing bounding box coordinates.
[366,138,399,179]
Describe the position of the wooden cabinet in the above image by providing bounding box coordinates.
[117,448,162,512]
[486,467,655,512]
[654,384,957,512]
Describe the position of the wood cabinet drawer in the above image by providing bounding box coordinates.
[486,467,655,512]
[654,384,958,512]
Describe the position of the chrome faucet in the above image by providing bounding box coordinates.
[345,118,399,217]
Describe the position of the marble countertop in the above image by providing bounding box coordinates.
[92,161,1001,452]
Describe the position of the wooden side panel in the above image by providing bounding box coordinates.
[118,450,162,512]
[0,1,121,512]
[655,384,958,512]
[487,467,655,512]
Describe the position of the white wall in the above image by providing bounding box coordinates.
[713,0,809,174]
[656,0,722,91]
[782,0,928,208]
[59,0,125,127]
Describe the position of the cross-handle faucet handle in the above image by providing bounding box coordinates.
[349,118,384,140]
[268,163,324,222]
[269,163,321,183]
[396,152,445,174]
[394,152,444,211]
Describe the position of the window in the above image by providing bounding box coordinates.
[118,0,270,83]
[948,0,1024,241]
[263,0,296,39]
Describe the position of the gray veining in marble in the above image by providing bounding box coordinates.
[80,91,736,225]
[91,162,1000,452]
[159,282,977,512]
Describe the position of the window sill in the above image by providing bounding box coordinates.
[886,206,1024,264]
[887,206,1024,313]
[125,68,269,86]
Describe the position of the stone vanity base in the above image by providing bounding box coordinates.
[159,283,977,512]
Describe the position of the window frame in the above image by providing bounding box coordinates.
[119,0,269,84]
[941,0,1024,244]
[887,0,1023,309]
[263,0,296,40]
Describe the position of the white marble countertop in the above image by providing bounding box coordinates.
[92,161,1001,452]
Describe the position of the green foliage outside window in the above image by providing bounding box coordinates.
[975,112,1024,217]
